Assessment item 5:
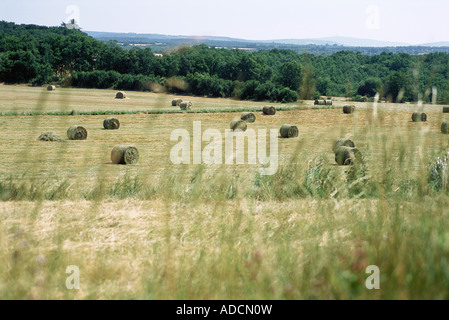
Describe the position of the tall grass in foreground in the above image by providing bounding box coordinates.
[1,189,449,299]
[1,85,449,299]
[1,147,449,299]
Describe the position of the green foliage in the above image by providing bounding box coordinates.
[357,77,382,97]
[2,21,449,104]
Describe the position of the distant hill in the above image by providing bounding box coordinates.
[264,36,410,47]
[86,31,449,48]
[419,41,449,47]
[84,31,449,55]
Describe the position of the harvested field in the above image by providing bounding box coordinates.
[1,86,449,300]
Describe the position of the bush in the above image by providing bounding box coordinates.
[277,87,298,103]
[72,70,120,89]
[240,80,260,100]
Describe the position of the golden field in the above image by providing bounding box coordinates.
[1,85,449,299]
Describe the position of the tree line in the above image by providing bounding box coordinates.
[1,21,449,103]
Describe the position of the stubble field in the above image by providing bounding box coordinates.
[1,85,449,299]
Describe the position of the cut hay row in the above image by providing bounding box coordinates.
[0,105,309,117]
[37,132,64,142]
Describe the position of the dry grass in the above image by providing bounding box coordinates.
[0,86,287,114]
[2,86,449,300]
[1,107,448,186]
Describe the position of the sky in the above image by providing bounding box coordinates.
[0,0,448,45]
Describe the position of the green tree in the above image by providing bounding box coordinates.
[357,77,382,97]
[278,60,301,91]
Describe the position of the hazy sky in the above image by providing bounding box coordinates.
[1,0,448,44]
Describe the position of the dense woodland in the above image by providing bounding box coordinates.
[1,21,449,103]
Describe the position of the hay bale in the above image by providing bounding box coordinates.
[115,91,127,99]
[263,106,276,115]
[360,97,367,102]
[37,132,64,142]
[443,107,449,113]
[241,112,256,123]
[442,121,449,134]
[335,146,361,166]
[314,99,326,105]
[180,101,193,110]
[103,118,120,130]
[279,124,299,138]
[111,145,139,165]
[67,125,88,140]
[230,120,248,132]
[47,85,56,91]
[412,112,427,122]
[325,100,333,106]
[343,105,356,114]
[172,98,183,106]
[333,138,355,153]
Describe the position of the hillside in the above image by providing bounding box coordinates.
[1,21,449,104]
[85,30,449,55]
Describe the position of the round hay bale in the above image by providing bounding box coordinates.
[442,121,449,134]
[172,98,183,106]
[360,97,367,102]
[103,118,120,130]
[335,146,361,166]
[115,91,127,99]
[325,100,333,106]
[241,112,256,123]
[280,124,299,138]
[422,113,428,122]
[111,145,139,165]
[314,100,326,105]
[332,138,355,153]
[37,132,64,142]
[343,105,356,114]
[443,107,449,113]
[412,112,427,122]
[263,106,276,115]
[230,120,248,132]
[67,125,88,140]
[180,101,193,110]
[47,85,56,91]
